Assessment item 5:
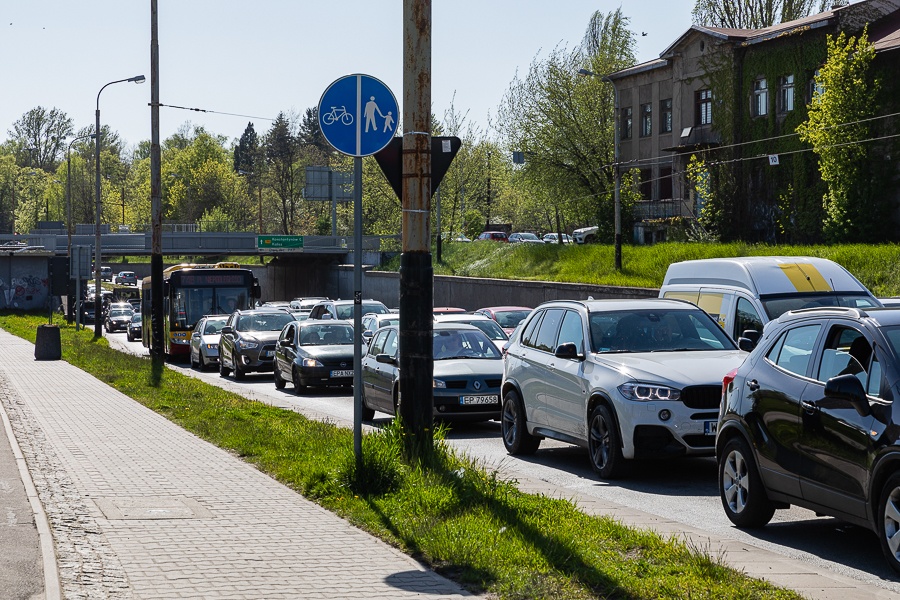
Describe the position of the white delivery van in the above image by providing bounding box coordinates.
[659,256,881,344]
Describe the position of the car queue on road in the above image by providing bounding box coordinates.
[99,254,900,575]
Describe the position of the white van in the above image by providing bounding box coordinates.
[659,256,881,344]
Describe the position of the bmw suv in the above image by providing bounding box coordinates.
[716,306,900,574]
[501,299,745,479]
[218,309,295,380]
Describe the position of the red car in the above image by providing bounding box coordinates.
[476,231,509,242]
[474,306,532,336]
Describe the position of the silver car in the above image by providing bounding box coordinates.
[501,298,746,479]
[190,315,228,370]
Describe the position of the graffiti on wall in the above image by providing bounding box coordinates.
[0,274,49,309]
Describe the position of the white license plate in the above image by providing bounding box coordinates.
[704,420,718,435]
[460,395,499,405]
[265,351,275,358]
[331,370,353,378]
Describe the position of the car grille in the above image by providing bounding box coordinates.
[681,386,721,409]
[259,344,276,360]
[443,379,501,391]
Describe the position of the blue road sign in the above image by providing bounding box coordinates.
[318,74,399,157]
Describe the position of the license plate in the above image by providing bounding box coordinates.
[460,395,498,405]
[331,370,353,377]
[265,351,275,358]
[704,420,718,435]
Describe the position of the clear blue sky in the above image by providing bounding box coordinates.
[1,1,695,149]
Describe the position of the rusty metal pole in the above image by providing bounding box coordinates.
[150,0,164,361]
[399,0,433,460]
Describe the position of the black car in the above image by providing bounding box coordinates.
[218,310,296,380]
[716,306,900,573]
[273,320,355,394]
[126,312,143,341]
[104,307,134,333]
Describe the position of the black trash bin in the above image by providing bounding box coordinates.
[35,324,62,361]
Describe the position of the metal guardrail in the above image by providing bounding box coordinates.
[0,233,400,256]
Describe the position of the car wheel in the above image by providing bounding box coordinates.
[199,352,209,371]
[361,388,376,421]
[274,367,286,390]
[292,367,306,394]
[233,363,246,381]
[719,436,775,528]
[501,389,540,455]
[878,472,900,574]
[588,404,626,479]
[126,332,133,342]
[190,350,198,369]
[392,386,401,417]
[219,357,230,378]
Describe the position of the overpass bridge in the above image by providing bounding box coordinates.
[0,231,399,258]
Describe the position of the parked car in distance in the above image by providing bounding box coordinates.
[104,306,134,333]
[308,299,390,320]
[573,225,598,244]
[361,322,504,422]
[501,298,746,479]
[508,232,544,244]
[441,232,471,243]
[476,231,509,242]
[542,233,572,244]
[361,313,400,345]
[114,271,137,286]
[190,315,229,370]
[433,313,508,351]
[100,266,113,281]
[289,297,329,311]
[474,306,533,336]
[218,310,296,380]
[273,320,355,393]
[716,305,900,574]
[126,312,142,341]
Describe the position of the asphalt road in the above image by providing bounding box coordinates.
[106,331,900,595]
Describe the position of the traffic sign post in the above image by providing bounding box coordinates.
[318,74,399,157]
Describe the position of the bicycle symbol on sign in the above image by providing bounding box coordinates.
[323,106,353,126]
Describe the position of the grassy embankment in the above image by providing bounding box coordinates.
[0,312,800,600]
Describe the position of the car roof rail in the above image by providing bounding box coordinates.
[781,306,868,321]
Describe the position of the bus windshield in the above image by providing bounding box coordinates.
[172,286,250,329]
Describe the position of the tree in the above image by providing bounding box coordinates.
[796,27,885,242]
[233,122,259,176]
[692,0,830,29]
[264,113,302,234]
[298,107,330,156]
[7,106,73,172]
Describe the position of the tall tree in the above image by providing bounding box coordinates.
[692,0,830,29]
[233,122,259,176]
[298,107,330,156]
[264,113,301,234]
[8,106,73,172]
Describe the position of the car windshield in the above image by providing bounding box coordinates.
[433,329,502,360]
[131,314,142,322]
[520,233,540,241]
[494,310,530,329]
[460,319,507,341]
[110,309,131,317]
[760,293,881,320]
[336,303,388,319]
[236,313,294,332]
[589,309,735,353]
[300,324,354,345]
[203,319,226,334]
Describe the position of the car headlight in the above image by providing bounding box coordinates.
[301,358,323,368]
[206,344,218,350]
[236,339,259,350]
[618,383,681,401]
[433,379,446,388]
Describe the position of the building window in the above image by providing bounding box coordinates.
[809,68,824,102]
[778,75,794,113]
[695,90,712,126]
[640,168,652,200]
[753,78,768,117]
[640,103,652,137]
[659,166,673,200]
[660,99,673,133]
[621,107,633,140]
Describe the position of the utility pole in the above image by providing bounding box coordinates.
[399,0,433,460]
[150,0,164,361]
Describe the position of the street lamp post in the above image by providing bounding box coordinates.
[578,68,622,271]
[94,75,145,336]
[67,133,94,324]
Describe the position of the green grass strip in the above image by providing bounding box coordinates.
[0,313,801,599]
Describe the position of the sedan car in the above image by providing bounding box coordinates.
[474,306,533,336]
[114,271,137,286]
[218,310,297,380]
[126,312,143,341]
[716,305,900,574]
[361,323,504,422]
[190,315,228,370]
[476,231,508,242]
[104,307,134,333]
[508,232,544,244]
[501,299,746,479]
[273,320,355,393]
[542,233,572,244]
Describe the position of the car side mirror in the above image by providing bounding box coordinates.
[375,353,397,365]
[221,326,233,335]
[825,374,871,417]
[737,337,756,352]
[362,331,374,342]
[741,329,761,344]
[554,342,582,360]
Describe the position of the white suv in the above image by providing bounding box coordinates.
[500,298,746,479]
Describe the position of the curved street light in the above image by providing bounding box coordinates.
[94,74,145,336]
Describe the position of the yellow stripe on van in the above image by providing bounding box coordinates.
[778,263,832,292]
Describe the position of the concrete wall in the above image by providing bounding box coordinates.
[0,254,50,310]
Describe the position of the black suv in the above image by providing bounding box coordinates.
[218,309,295,380]
[717,306,900,573]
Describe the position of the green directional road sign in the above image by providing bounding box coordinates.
[257,235,304,252]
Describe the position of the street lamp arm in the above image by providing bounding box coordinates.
[96,75,146,109]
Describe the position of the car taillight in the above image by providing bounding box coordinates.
[722,367,738,398]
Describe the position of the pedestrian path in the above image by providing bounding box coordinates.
[0,328,470,599]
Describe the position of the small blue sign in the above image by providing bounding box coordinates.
[318,74,399,157]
